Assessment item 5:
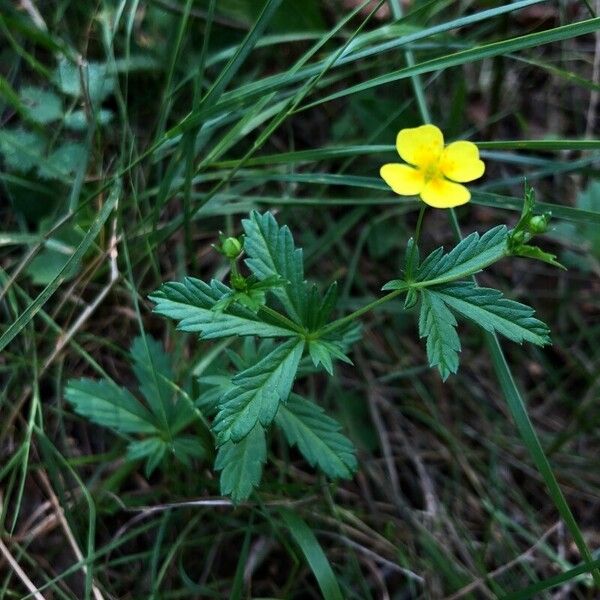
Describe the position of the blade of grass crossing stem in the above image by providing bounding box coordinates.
[442,211,600,585]
[164,0,283,139]
[279,509,344,600]
[397,1,600,584]
[158,0,385,225]
[204,0,544,118]
[230,519,253,600]
[504,557,600,600]
[0,182,120,353]
[485,334,600,585]
[36,428,99,600]
[300,17,600,110]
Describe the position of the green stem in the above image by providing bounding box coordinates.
[406,204,426,278]
[318,289,404,338]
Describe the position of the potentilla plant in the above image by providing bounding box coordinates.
[146,125,561,502]
[64,125,560,502]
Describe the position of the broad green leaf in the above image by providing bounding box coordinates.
[307,339,352,375]
[215,424,266,503]
[242,211,307,324]
[419,289,460,381]
[38,142,87,179]
[20,86,62,124]
[275,394,357,479]
[0,128,44,172]
[130,336,176,425]
[149,277,298,339]
[213,338,304,444]
[54,57,115,105]
[25,246,80,285]
[64,379,158,434]
[416,225,508,284]
[171,435,207,466]
[64,109,113,130]
[435,282,550,346]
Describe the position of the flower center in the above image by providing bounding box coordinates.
[422,159,441,182]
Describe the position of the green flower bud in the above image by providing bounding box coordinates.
[221,237,243,259]
[527,215,549,234]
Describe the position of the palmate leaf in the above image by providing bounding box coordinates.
[242,211,308,324]
[215,424,267,503]
[213,338,304,444]
[307,339,352,375]
[275,394,357,479]
[417,225,508,283]
[130,336,176,426]
[435,282,550,346]
[149,277,297,339]
[418,290,460,381]
[64,379,158,434]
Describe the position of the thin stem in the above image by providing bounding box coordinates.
[318,289,404,338]
[406,204,426,278]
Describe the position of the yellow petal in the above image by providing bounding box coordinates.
[420,178,470,208]
[380,163,425,196]
[440,141,485,182]
[396,124,444,168]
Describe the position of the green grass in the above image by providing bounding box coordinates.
[1,0,600,598]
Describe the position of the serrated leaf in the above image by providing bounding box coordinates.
[127,437,167,477]
[213,338,304,444]
[417,225,508,283]
[435,282,550,346]
[419,289,460,381]
[215,424,266,503]
[171,435,207,466]
[150,277,298,339]
[130,336,176,425]
[404,236,420,278]
[64,108,113,130]
[0,128,44,172]
[65,379,158,434]
[381,279,408,291]
[514,244,566,269]
[20,86,62,124]
[275,394,357,479]
[242,211,307,324]
[308,339,352,375]
[54,57,115,105]
[38,142,87,180]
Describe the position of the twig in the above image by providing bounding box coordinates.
[18,0,47,30]
[444,522,562,600]
[0,537,46,600]
[42,216,120,371]
[37,472,105,600]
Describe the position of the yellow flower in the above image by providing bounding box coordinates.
[380,124,485,208]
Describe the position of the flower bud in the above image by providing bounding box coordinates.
[220,236,243,259]
[527,215,549,234]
